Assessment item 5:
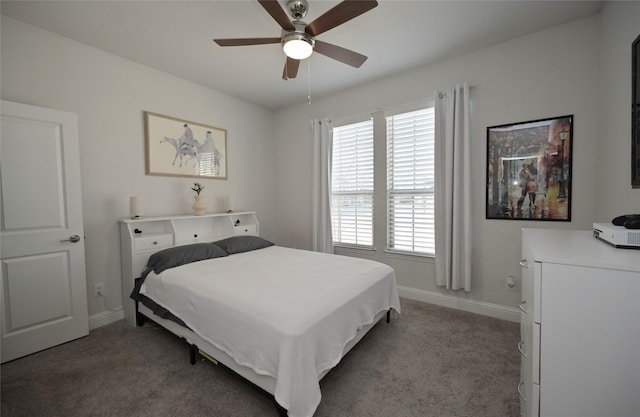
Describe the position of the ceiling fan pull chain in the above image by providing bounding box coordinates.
[307,58,312,105]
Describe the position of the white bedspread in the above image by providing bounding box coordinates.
[140,246,401,417]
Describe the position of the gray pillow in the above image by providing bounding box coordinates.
[147,243,227,274]
[213,236,274,255]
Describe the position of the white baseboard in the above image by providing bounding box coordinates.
[89,307,125,330]
[397,286,520,322]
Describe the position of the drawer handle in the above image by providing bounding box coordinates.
[517,340,527,358]
[517,381,526,402]
[519,301,527,314]
[519,259,528,268]
[153,241,158,245]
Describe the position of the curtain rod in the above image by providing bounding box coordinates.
[438,83,476,99]
[332,83,476,126]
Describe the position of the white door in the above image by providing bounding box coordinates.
[1,100,88,363]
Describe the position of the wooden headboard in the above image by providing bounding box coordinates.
[119,212,259,325]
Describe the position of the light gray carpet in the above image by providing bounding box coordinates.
[1,299,520,417]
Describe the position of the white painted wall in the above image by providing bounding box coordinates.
[596,1,640,219]
[1,16,278,322]
[274,15,602,312]
[2,2,636,324]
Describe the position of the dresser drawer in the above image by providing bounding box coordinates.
[233,224,257,236]
[133,233,173,251]
[531,382,539,417]
[532,323,540,384]
[519,376,540,417]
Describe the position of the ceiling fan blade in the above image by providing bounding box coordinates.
[282,57,300,80]
[214,37,281,47]
[306,0,378,37]
[258,0,295,31]
[314,40,368,68]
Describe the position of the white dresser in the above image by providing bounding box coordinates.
[519,228,640,417]
[120,212,259,326]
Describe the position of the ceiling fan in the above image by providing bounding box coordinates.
[214,0,378,80]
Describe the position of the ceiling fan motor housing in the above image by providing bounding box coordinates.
[287,0,309,20]
[281,21,314,45]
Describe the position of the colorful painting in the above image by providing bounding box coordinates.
[145,112,227,179]
[486,115,573,221]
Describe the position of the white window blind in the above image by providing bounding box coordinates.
[331,119,374,247]
[386,107,435,254]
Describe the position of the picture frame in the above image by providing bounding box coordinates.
[632,33,640,188]
[145,111,227,179]
[486,115,573,221]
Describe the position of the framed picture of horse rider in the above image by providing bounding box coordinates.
[145,111,227,179]
[485,115,573,221]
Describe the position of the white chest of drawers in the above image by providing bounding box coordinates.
[519,228,640,417]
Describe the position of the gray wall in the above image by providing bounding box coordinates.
[596,1,640,220]
[2,1,638,323]
[1,16,278,320]
[273,14,606,313]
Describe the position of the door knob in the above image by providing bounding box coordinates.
[60,235,81,243]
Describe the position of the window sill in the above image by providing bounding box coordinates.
[333,245,435,263]
[333,244,376,253]
[383,249,435,263]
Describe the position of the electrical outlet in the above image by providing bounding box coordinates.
[94,283,104,297]
[505,275,516,292]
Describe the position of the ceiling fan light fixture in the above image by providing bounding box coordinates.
[213,0,378,79]
[282,32,314,60]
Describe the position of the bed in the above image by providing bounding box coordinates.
[129,235,401,417]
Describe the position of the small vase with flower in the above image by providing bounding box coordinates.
[191,182,206,216]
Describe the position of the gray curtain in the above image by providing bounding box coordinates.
[311,118,334,253]
[434,83,472,291]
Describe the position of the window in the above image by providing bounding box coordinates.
[330,104,435,255]
[331,120,374,246]
[386,108,435,254]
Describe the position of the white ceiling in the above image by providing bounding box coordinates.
[1,0,603,110]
